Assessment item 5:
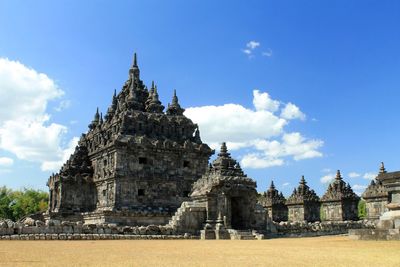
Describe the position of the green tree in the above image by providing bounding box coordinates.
[358,199,367,219]
[0,186,13,219]
[0,187,48,221]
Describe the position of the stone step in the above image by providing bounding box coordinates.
[227,229,256,240]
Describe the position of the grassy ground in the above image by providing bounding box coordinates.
[0,235,399,267]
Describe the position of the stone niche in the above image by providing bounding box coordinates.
[170,143,268,239]
[259,181,288,222]
[286,176,320,222]
[362,163,388,220]
[321,170,359,221]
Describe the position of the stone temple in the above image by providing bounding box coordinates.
[46,54,213,225]
[41,53,394,240]
[320,170,359,221]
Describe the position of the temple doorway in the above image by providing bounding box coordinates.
[230,197,245,229]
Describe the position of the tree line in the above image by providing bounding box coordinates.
[0,186,48,221]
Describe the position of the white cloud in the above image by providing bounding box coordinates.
[282,182,290,187]
[262,49,273,57]
[352,184,367,191]
[280,103,306,121]
[185,103,286,144]
[41,137,79,171]
[0,58,64,121]
[348,172,361,178]
[0,157,13,167]
[352,184,367,196]
[185,89,323,169]
[246,41,260,50]
[242,49,252,55]
[321,168,331,173]
[241,154,284,168]
[0,58,77,172]
[363,172,377,180]
[54,100,71,112]
[253,90,280,112]
[243,41,261,57]
[320,173,335,184]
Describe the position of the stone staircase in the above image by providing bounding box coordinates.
[168,201,206,234]
[227,229,263,240]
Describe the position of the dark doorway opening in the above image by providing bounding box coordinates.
[231,197,245,229]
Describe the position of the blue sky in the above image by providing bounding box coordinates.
[0,0,399,197]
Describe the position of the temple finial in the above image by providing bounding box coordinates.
[166,89,185,116]
[300,175,306,185]
[270,180,275,189]
[133,53,137,67]
[220,142,227,154]
[336,170,342,180]
[380,162,387,174]
[95,107,100,120]
[172,89,178,104]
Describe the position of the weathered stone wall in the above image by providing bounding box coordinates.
[349,229,400,240]
[0,219,197,240]
[287,203,320,222]
[272,220,374,237]
[365,198,388,220]
[321,202,343,221]
[266,205,288,222]
[114,140,210,210]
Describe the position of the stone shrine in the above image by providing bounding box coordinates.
[286,176,320,222]
[169,143,268,239]
[320,170,359,221]
[259,181,288,222]
[362,163,388,220]
[350,164,400,240]
[46,54,213,226]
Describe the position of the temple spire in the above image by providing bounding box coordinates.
[94,107,100,122]
[133,52,137,67]
[379,162,387,174]
[166,89,185,116]
[88,107,100,129]
[129,52,140,80]
[336,170,342,180]
[270,180,275,190]
[193,126,201,143]
[145,84,164,113]
[300,175,306,185]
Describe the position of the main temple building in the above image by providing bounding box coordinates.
[46,54,213,225]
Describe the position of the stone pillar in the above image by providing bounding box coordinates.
[224,195,231,228]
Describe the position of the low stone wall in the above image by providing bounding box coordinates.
[1,234,197,240]
[0,219,198,240]
[271,220,375,238]
[0,218,376,240]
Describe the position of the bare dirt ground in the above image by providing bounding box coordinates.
[0,235,399,267]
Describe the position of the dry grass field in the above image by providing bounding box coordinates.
[0,235,399,267]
